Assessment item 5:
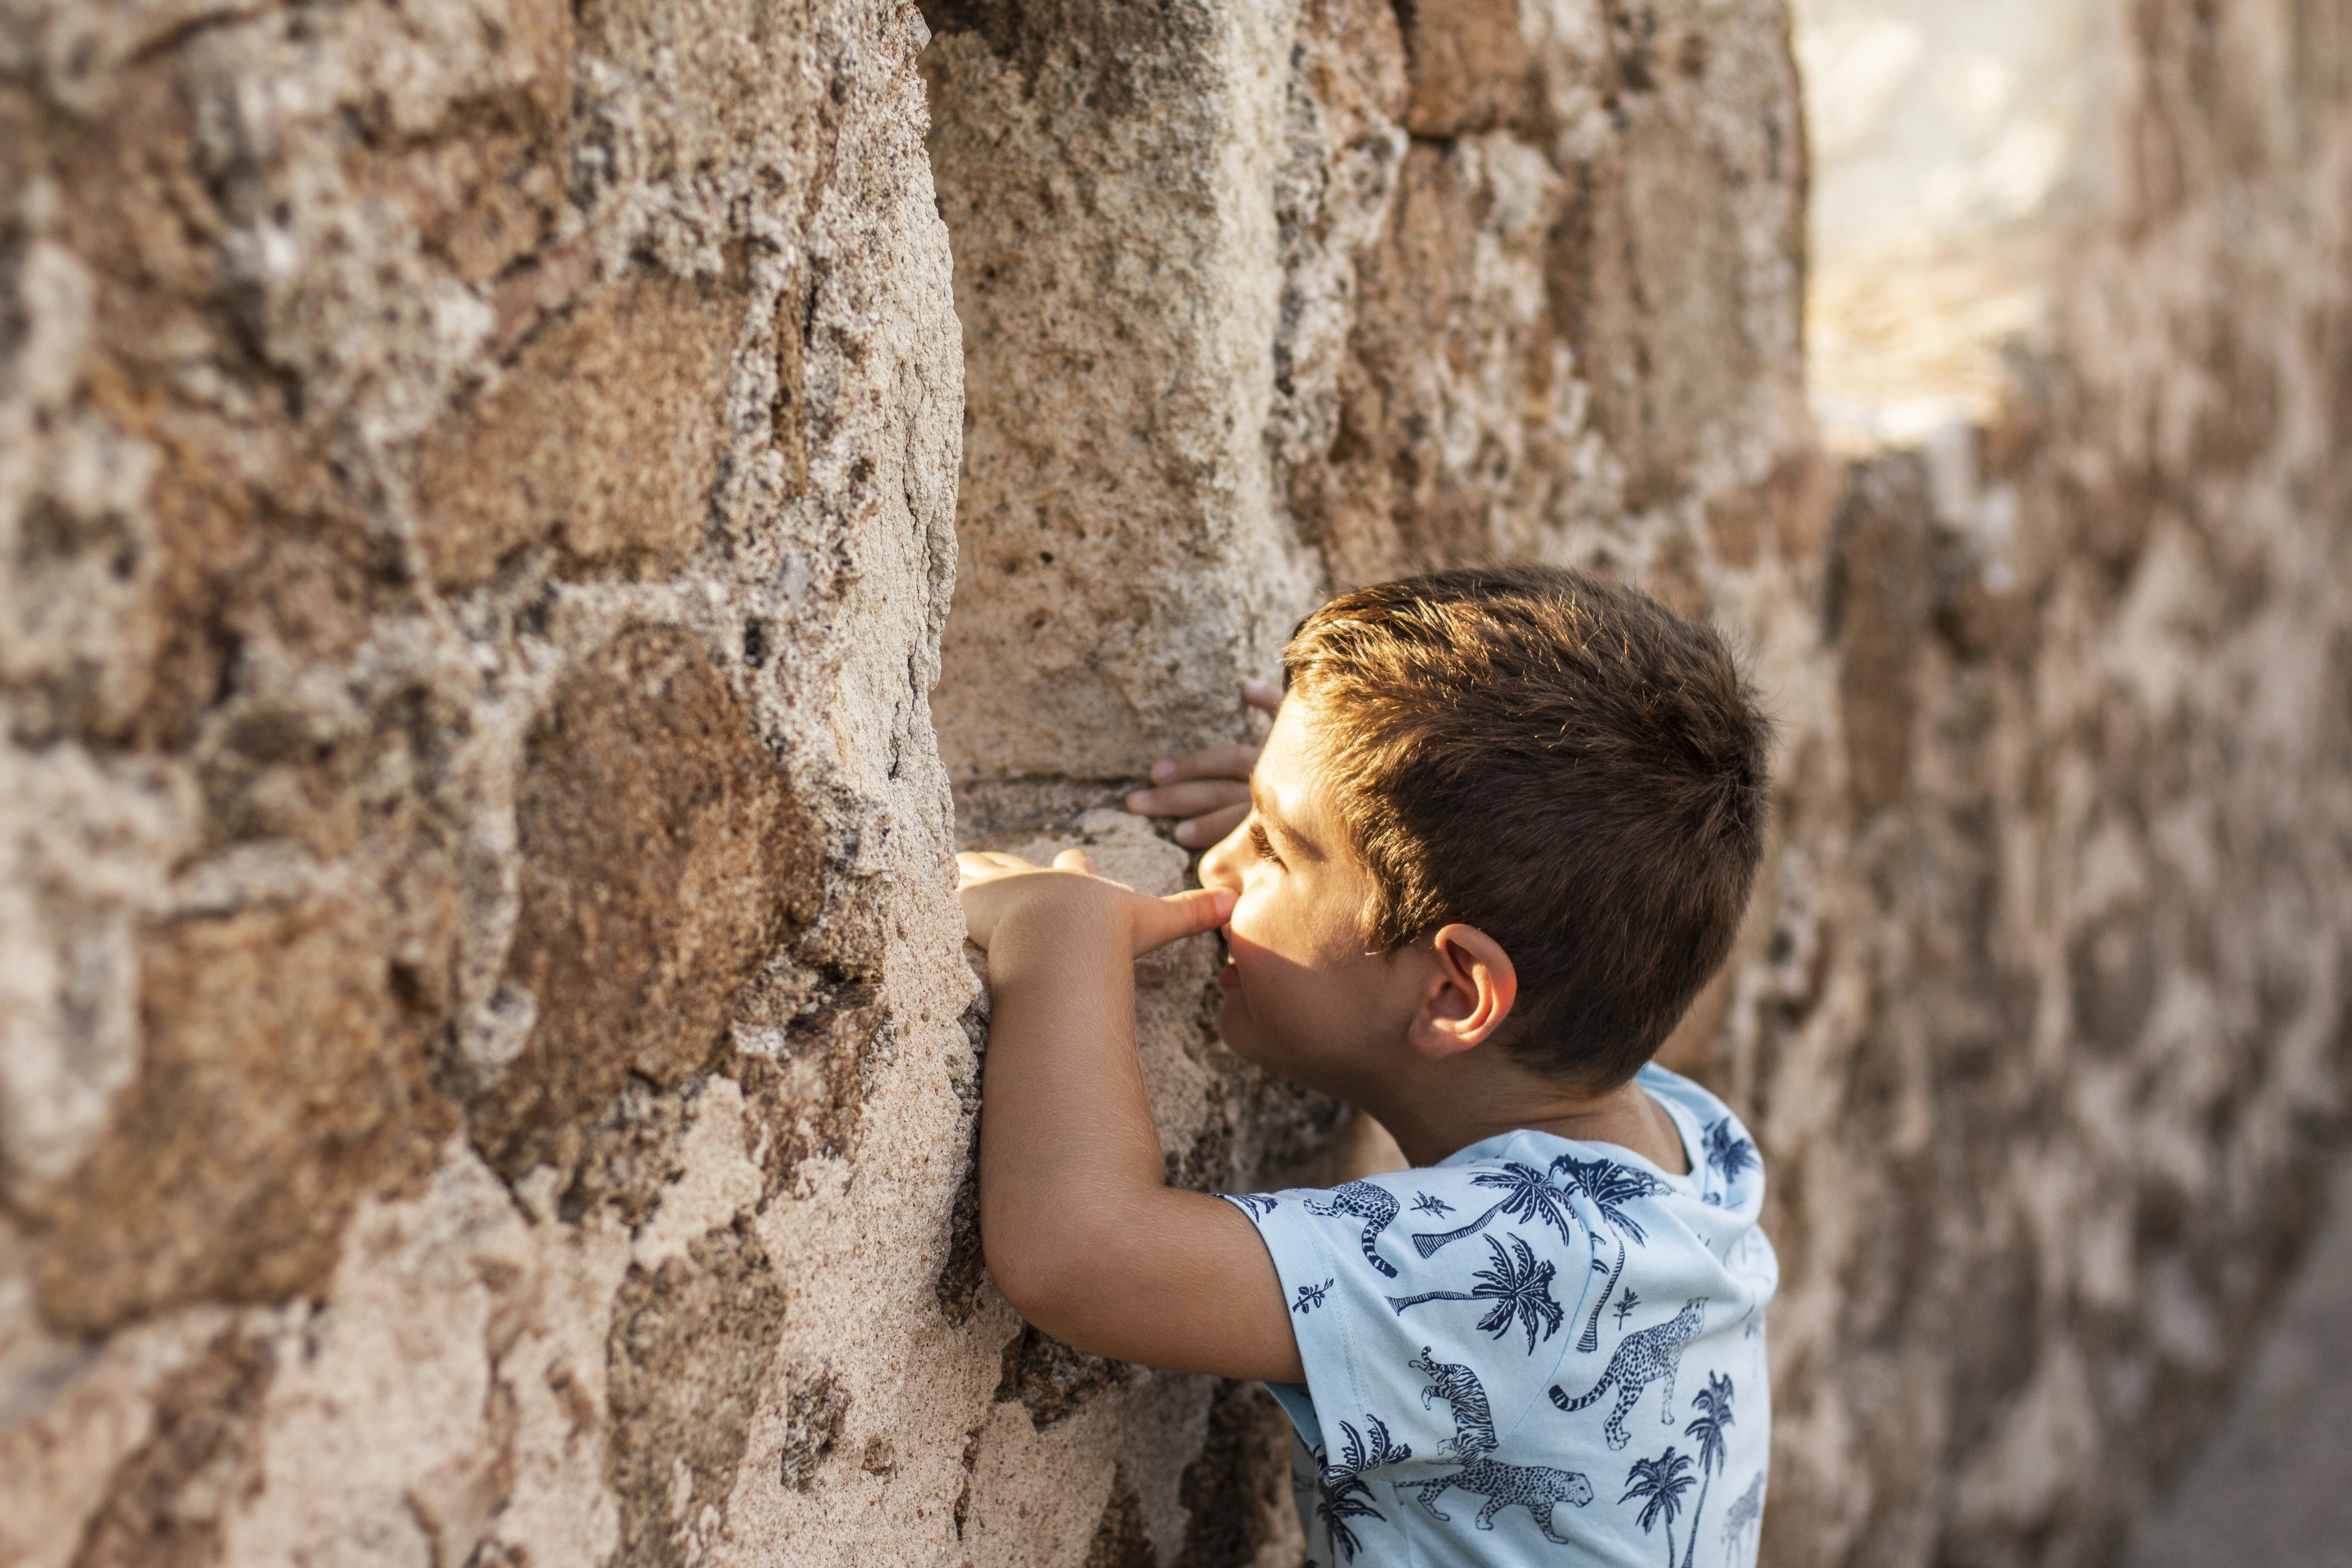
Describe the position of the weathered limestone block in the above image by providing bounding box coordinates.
[24,894,449,1335]
[921,0,1315,780]
[2,1,984,1566]
[472,627,823,1181]
[605,1216,792,1568]
[413,273,749,588]
[64,1325,279,1566]
[1291,0,1812,581]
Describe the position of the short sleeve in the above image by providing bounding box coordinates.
[1220,1171,1593,1482]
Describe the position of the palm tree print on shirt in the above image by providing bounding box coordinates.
[1614,1288,1642,1330]
[1677,1374,1734,1568]
[1409,1162,1580,1258]
[1411,1191,1455,1217]
[1315,1415,1412,1563]
[1551,1153,1671,1351]
[1700,1120,1757,1206]
[1384,1233,1564,1351]
[1621,1446,1697,1568]
[1315,1472,1382,1563]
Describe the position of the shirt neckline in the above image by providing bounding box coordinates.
[1435,1070,1707,1190]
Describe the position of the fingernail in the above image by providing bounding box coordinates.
[1151,761,1176,782]
[1174,821,1196,845]
[1126,791,1150,811]
[1212,889,1236,919]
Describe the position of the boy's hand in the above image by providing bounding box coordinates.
[1122,678,1281,848]
[957,848,1234,957]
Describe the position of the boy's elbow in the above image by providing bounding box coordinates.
[983,1220,1118,1338]
[981,1236,1053,1322]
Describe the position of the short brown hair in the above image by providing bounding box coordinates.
[1282,565,1770,1087]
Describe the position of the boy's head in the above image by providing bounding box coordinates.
[1203,564,1769,1092]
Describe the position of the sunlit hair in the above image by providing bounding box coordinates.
[1282,564,1771,1087]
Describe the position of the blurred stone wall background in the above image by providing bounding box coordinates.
[1759,4,2352,1561]
[1794,0,2097,446]
[1,4,2346,1568]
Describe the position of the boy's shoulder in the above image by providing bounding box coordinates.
[1218,1064,1775,1405]
[1220,1078,1773,1360]
[1230,1066,1766,1230]
[1220,1069,1777,1566]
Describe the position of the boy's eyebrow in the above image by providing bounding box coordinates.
[1249,779,1323,860]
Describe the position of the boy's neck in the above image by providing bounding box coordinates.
[1362,1067,1691,1175]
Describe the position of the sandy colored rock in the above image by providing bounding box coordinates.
[604,1216,790,1567]
[25,897,448,1335]
[470,627,823,1179]
[920,0,1313,780]
[414,273,748,587]
[67,1329,276,1568]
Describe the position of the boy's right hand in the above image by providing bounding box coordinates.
[957,847,1233,959]
[1122,678,1281,848]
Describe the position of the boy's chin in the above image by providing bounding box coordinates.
[1213,1000,1336,1094]
[1210,995,1252,1054]
[1211,995,1279,1071]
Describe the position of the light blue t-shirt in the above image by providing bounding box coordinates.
[1221,1066,1775,1568]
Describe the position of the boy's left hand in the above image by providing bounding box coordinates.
[1122,677,1282,848]
[957,848,1234,957]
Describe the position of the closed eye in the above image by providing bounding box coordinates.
[1248,819,1283,866]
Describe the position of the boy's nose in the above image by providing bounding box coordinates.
[1198,823,1242,892]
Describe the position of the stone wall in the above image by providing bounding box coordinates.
[1,1,987,1563]
[3,2,2348,1568]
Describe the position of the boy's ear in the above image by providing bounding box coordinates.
[1406,924,1518,1060]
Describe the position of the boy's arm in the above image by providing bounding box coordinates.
[961,850,1306,1382]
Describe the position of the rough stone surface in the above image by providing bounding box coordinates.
[28,895,449,1335]
[4,3,2349,1568]
[920,0,1314,780]
[0,1,986,1565]
[412,270,748,588]
[1746,5,2352,1562]
[604,1217,790,1568]
[474,626,822,1181]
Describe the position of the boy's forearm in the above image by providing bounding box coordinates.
[963,874,1298,1380]
[976,910,1171,1306]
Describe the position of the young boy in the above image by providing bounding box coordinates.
[958,566,1777,1567]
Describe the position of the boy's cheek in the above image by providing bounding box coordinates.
[1222,887,1283,952]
